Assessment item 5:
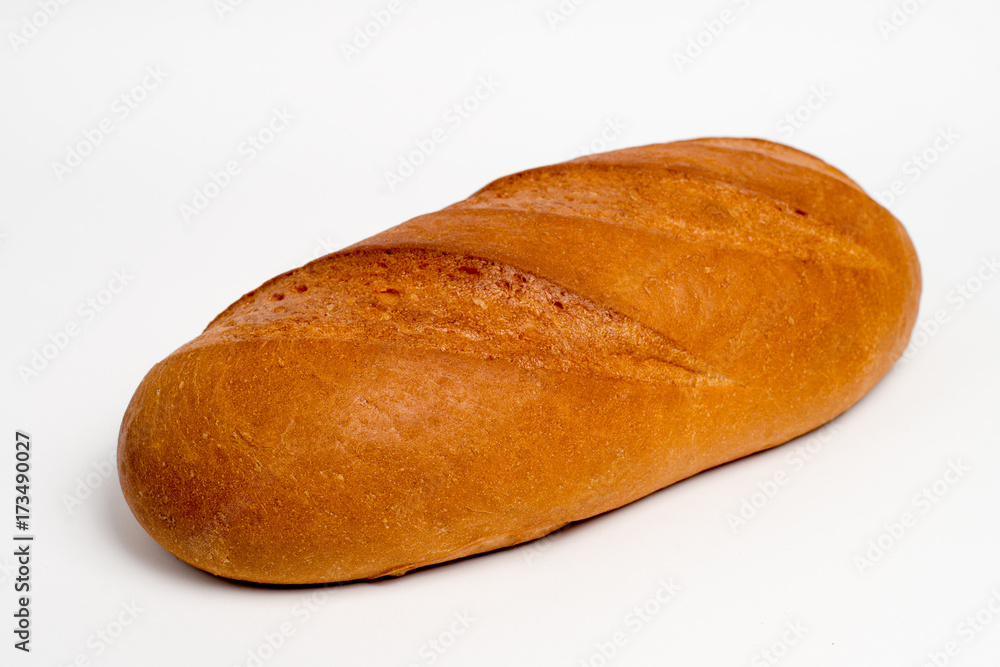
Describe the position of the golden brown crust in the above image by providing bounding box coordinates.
[118,138,920,584]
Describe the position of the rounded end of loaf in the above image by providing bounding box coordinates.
[118,339,424,585]
[116,336,608,585]
[117,343,343,585]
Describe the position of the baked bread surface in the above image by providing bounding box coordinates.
[118,138,920,584]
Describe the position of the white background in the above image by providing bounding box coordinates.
[2,0,999,665]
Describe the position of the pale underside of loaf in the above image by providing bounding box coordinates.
[118,138,920,584]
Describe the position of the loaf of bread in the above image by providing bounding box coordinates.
[118,138,920,584]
